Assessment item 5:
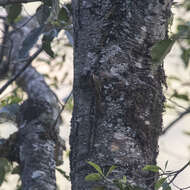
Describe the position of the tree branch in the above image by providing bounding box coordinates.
[0,47,42,95]
[168,161,190,187]
[0,0,42,6]
[0,10,64,189]
[161,107,190,135]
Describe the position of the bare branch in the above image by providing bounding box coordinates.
[0,47,42,95]
[168,161,190,187]
[54,90,73,128]
[0,0,42,6]
[172,182,190,190]
[167,98,187,110]
[161,107,190,135]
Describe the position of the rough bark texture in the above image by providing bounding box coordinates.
[0,14,63,190]
[70,0,172,189]
[17,66,61,190]
[14,20,62,190]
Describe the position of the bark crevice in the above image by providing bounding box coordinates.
[71,0,172,189]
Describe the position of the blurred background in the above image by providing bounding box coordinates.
[0,0,190,189]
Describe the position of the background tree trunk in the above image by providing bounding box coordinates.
[70,0,172,189]
[0,13,64,190]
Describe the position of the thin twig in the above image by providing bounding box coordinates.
[172,182,190,190]
[167,97,187,110]
[54,90,73,126]
[10,15,35,35]
[0,47,43,95]
[167,161,190,187]
[50,90,73,146]
[161,107,190,135]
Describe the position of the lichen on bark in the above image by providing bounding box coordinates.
[70,0,172,189]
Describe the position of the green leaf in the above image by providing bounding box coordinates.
[142,165,161,172]
[164,161,168,171]
[151,39,175,63]
[0,170,5,186]
[42,40,54,58]
[162,182,171,190]
[16,184,22,190]
[6,4,22,23]
[85,173,102,181]
[12,166,20,175]
[56,168,70,181]
[87,161,104,176]
[58,6,70,23]
[106,165,117,177]
[171,91,189,101]
[177,24,189,33]
[0,158,11,186]
[114,180,123,189]
[44,0,52,6]
[65,3,72,13]
[165,104,175,109]
[155,177,167,190]
[42,30,58,58]
[168,76,181,82]
[122,176,127,183]
[183,130,190,136]
[65,97,73,112]
[181,48,190,67]
[1,95,22,106]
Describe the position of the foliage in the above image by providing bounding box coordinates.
[0,158,11,186]
[85,161,144,190]
[56,168,70,181]
[85,161,190,190]
[0,91,23,107]
[151,39,175,64]
[1,0,190,189]
[0,158,21,188]
[6,4,22,24]
[0,1,73,189]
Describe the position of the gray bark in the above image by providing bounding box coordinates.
[17,69,60,190]
[14,20,62,190]
[0,13,64,190]
[70,0,172,189]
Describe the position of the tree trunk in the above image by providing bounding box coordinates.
[70,0,172,189]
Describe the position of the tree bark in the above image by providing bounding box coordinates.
[14,20,63,190]
[17,66,61,190]
[0,13,64,190]
[70,0,172,189]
